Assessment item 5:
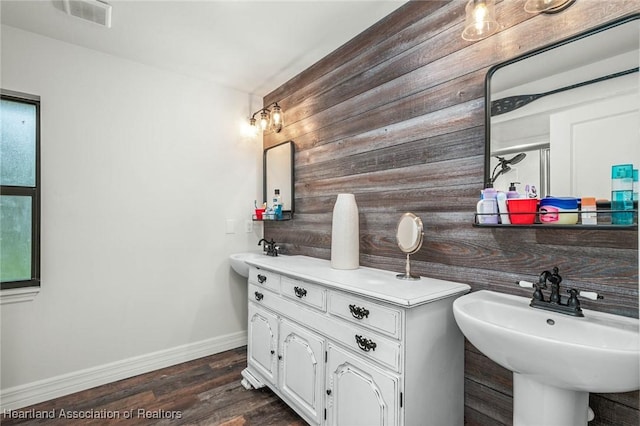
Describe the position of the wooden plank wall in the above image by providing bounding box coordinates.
[262,1,640,424]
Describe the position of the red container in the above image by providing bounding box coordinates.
[254,208,265,220]
[507,199,538,225]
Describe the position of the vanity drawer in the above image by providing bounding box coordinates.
[249,283,278,305]
[249,284,401,372]
[331,324,401,372]
[329,292,401,339]
[281,277,326,312]
[248,267,281,292]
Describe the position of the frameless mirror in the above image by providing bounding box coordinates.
[264,141,294,218]
[396,213,424,280]
[486,14,639,200]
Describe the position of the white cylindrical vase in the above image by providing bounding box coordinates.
[331,193,359,270]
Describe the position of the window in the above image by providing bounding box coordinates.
[1,90,40,290]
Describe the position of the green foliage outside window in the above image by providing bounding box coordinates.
[0,93,40,288]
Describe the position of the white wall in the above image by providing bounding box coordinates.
[1,25,262,406]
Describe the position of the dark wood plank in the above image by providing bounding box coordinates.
[265,1,639,151]
[264,1,452,109]
[264,1,640,425]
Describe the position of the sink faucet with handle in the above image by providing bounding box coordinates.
[517,266,603,317]
[539,266,563,304]
[258,238,279,257]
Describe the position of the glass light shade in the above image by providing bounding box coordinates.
[270,103,284,133]
[462,0,499,41]
[524,0,573,13]
[259,110,270,131]
[248,117,259,136]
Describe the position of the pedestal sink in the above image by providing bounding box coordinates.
[229,251,266,278]
[453,290,639,426]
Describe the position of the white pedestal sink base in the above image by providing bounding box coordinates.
[514,374,589,426]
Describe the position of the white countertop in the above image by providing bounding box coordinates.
[245,255,471,307]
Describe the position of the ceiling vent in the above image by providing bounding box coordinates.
[62,0,112,28]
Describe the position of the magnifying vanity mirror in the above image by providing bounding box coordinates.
[264,141,294,219]
[396,213,424,280]
[486,14,639,200]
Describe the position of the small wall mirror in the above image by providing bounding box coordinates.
[264,141,294,218]
[485,14,639,199]
[396,213,424,280]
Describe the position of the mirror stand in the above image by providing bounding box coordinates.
[395,212,424,281]
[397,253,420,280]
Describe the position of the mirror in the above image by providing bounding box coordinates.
[485,14,639,200]
[396,213,424,280]
[264,141,294,219]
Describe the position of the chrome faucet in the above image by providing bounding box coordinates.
[517,266,603,317]
[258,238,279,256]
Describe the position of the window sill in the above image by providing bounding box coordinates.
[1,286,40,305]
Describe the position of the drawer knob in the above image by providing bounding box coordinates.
[349,304,370,319]
[294,286,308,298]
[254,291,264,301]
[326,389,332,396]
[257,274,267,284]
[355,334,377,352]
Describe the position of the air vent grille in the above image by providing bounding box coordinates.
[62,0,112,28]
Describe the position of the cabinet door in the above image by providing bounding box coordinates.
[247,303,278,386]
[279,319,325,424]
[326,343,400,426]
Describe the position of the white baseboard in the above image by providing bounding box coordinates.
[0,331,247,411]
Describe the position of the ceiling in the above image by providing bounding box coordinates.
[1,0,406,96]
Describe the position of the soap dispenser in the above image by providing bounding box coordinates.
[507,182,520,199]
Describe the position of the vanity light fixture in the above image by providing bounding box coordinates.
[461,0,499,42]
[462,0,576,41]
[524,0,576,14]
[248,102,285,134]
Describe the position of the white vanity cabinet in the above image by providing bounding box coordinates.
[279,318,325,424]
[241,255,470,426]
[326,342,400,426]
[247,302,278,386]
[247,286,325,424]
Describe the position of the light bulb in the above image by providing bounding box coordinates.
[259,110,269,131]
[248,117,259,136]
[272,110,281,125]
[462,0,499,42]
[270,103,284,133]
[474,3,488,31]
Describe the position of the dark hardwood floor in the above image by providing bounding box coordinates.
[1,346,306,425]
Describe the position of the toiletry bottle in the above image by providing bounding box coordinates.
[581,197,597,225]
[611,164,634,225]
[482,186,497,200]
[496,192,510,224]
[507,182,520,199]
[477,186,499,224]
[272,189,283,220]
